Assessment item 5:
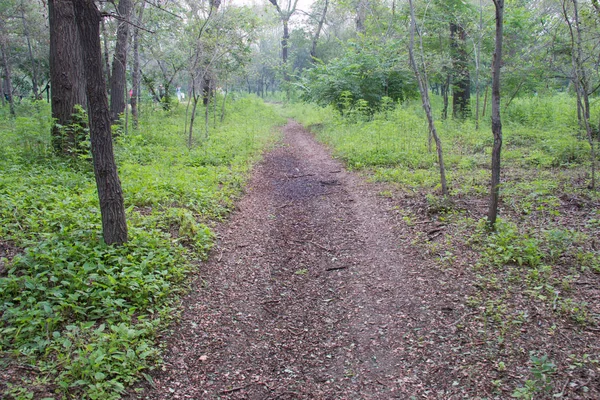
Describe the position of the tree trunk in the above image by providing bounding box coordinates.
[282,19,289,66]
[450,22,471,119]
[0,24,15,116]
[131,2,145,128]
[564,0,595,189]
[101,18,111,93]
[356,0,368,33]
[49,0,87,154]
[221,82,228,123]
[488,0,504,228]
[110,0,133,122]
[310,0,329,61]
[441,73,450,120]
[482,85,488,117]
[475,0,483,130]
[189,94,199,147]
[21,1,39,99]
[408,0,448,196]
[73,0,128,245]
[205,79,211,139]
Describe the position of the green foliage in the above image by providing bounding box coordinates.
[0,95,283,399]
[299,40,418,114]
[52,105,91,158]
[512,354,557,399]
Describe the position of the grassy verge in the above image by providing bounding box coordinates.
[279,94,600,397]
[0,96,284,400]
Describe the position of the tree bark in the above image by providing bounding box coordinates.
[488,0,504,228]
[0,23,15,116]
[20,0,40,99]
[563,0,595,189]
[310,0,328,61]
[408,0,448,196]
[49,0,87,154]
[268,0,298,79]
[110,0,133,122]
[356,0,368,33]
[282,19,290,66]
[73,0,128,245]
[450,22,470,119]
[101,18,111,93]
[131,1,145,128]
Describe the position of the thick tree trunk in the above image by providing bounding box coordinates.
[131,1,145,128]
[49,0,87,154]
[310,0,328,61]
[408,0,448,196]
[488,0,504,228]
[73,0,128,245]
[450,22,471,119]
[0,24,15,116]
[110,0,133,122]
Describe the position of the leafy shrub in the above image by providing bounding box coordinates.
[299,40,418,114]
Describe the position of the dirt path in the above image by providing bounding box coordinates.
[135,121,471,399]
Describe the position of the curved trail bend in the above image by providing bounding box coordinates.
[139,121,447,399]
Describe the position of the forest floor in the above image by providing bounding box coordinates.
[132,120,599,399]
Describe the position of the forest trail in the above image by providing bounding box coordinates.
[135,121,463,399]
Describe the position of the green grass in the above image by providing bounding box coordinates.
[281,93,596,190]
[0,95,284,399]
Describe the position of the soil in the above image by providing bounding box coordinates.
[132,121,600,399]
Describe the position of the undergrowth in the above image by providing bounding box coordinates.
[0,96,284,399]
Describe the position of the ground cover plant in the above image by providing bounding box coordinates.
[280,93,600,397]
[0,96,284,400]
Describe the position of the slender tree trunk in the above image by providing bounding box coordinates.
[356,0,368,33]
[441,73,450,120]
[189,95,199,147]
[110,0,133,122]
[488,0,504,228]
[221,82,228,123]
[73,0,128,245]
[213,79,217,128]
[0,78,5,107]
[205,80,210,139]
[101,18,111,94]
[475,0,483,130]
[408,0,448,196]
[310,0,329,61]
[450,22,471,119]
[482,85,488,117]
[131,2,145,128]
[49,0,87,154]
[504,80,524,110]
[0,24,15,116]
[21,1,39,99]
[282,19,290,69]
[564,0,595,189]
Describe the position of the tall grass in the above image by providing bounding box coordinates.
[281,93,595,193]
